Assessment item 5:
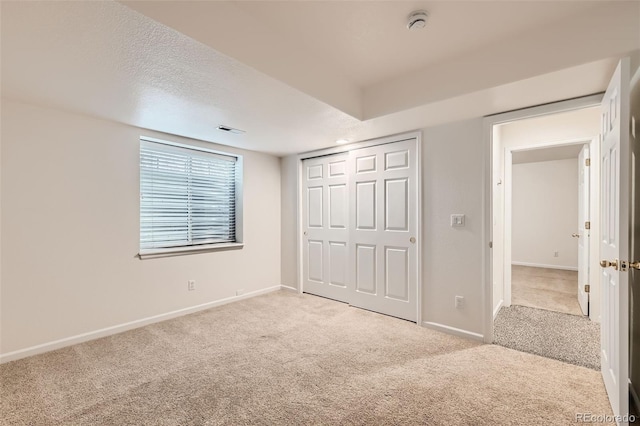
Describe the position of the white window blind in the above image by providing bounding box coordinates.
[140,139,239,252]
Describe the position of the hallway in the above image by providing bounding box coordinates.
[512,265,582,316]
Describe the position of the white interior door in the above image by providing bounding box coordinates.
[599,58,630,423]
[578,144,590,316]
[348,140,418,321]
[302,138,418,322]
[302,153,351,303]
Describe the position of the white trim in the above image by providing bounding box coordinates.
[299,131,421,161]
[296,157,304,295]
[139,242,244,259]
[588,135,601,323]
[504,151,513,307]
[483,117,492,343]
[493,299,504,320]
[415,132,423,325]
[422,321,484,342]
[511,261,578,271]
[483,93,603,344]
[296,132,422,323]
[140,135,237,159]
[0,285,283,364]
[280,285,298,293]
[235,155,245,244]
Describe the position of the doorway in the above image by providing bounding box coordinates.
[489,105,604,368]
[509,143,589,317]
[491,106,602,323]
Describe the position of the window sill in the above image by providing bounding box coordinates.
[138,243,244,260]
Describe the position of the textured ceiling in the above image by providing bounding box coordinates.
[1,1,639,156]
[122,1,640,119]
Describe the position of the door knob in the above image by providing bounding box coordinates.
[410,237,416,244]
[630,261,640,270]
[600,259,619,270]
[572,233,580,238]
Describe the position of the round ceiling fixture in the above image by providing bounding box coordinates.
[407,10,429,31]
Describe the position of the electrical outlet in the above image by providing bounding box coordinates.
[554,251,559,258]
[236,289,245,296]
[188,280,196,291]
[455,296,464,309]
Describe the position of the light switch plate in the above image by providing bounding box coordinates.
[451,214,465,227]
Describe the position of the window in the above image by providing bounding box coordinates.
[139,137,242,257]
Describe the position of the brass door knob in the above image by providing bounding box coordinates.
[630,261,640,270]
[572,233,580,238]
[600,259,619,270]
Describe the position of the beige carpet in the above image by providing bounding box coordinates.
[1,291,613,425]
[512,265,583,316]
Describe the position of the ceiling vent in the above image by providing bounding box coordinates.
[217,125,246,135]
[407,10,429,31]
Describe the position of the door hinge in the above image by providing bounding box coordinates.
[585,158,591,166]
[585,221,591,230]
[585,284,590,293]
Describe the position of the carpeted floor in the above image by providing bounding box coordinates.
[512,266,583,316]
[1,291,613,425]
[494,304,600,370]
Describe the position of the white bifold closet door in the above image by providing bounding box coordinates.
[302,139,417,322]
[303,152,351,303]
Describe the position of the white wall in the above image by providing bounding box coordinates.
[512,158,579,269]
[422,119,485,336]
[280,118,486,338]
[0,100,282,357]
[280,155,298,290]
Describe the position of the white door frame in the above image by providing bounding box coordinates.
[296,131,423,325]
[578,143,592,316]
[483,94,603,343]
[502,137,595,312]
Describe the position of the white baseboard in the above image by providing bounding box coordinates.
[280,285,298,293]
[0,285,285,364]
[421,321,484,342]
[493,299,504,320]
[511,261,578,271]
